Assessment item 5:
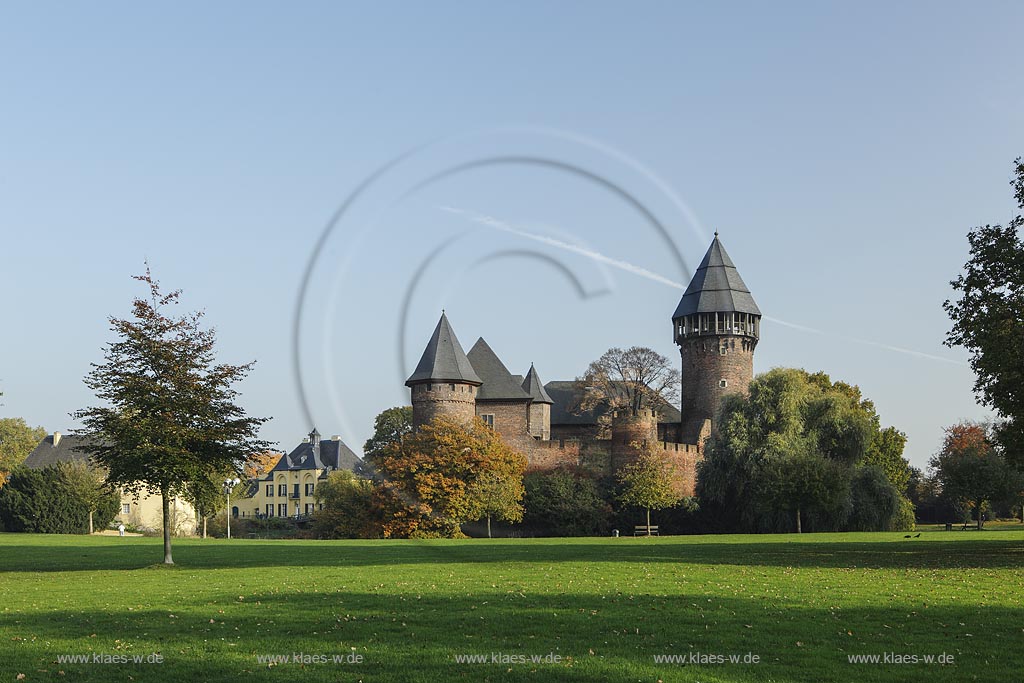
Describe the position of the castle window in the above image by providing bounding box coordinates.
[719,345,727,355]
[450,383,455,391]
[719,379,728,388]
[121,503,131,514]
[480,414,495,429]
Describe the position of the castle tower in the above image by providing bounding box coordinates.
[521,363,554,441]
[406,312,482,430]
[672,233,761,442]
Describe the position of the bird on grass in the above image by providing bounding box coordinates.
[914,533,921,538]
[904,534,911,538]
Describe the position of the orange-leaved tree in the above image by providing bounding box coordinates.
[369,416,526,538]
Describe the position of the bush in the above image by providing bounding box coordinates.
[0,465,119,533]
[313,470,380,539]
[522,468,613,536]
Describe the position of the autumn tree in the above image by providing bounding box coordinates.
[0,418,47,488]
[74,268,270,564]
[617,445,684,535]
[244,451,282,479]
[471,469,525,538]
[944,159,1024,465]
[930,422,1013,529]
[370,416,526,538]
[313,469,378,539]
[573,347,680,434]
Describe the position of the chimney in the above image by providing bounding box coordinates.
[331,435,341,441]
[302,437,310,443]
[52,432,62,448]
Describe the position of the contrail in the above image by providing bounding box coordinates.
[441,206,967,367]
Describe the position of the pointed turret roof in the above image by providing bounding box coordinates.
[672,233,761,319]
[521,364,554,404]
[406,313,482,386]
[467,338,532,401]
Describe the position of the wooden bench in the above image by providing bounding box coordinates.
[634,525,659,536]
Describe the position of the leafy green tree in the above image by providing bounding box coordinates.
[0,418,47,488]
[0,464,119,533]
[617,446,684,535]
[313,469,378,539]
[864,426,911,493]
[944,159,1024,465]
[371,416,526,538]
[930,422,1013,529]
[523,469,613,537]
[58,460,112,534]
[362,406,412,477]
[470,469,525,538]
[698,368,910,533]
[184,470,233,539]
[74,268,271,564]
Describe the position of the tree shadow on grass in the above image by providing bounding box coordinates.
[2,589,1013,683]
[0,535,1022,573]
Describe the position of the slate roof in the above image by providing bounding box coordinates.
[545,381,682,425]
[672,234,761,319]
[23,434,96,469]
[267,437,360,476]
[406,313,482,386]
[521,364,554,404]
[467,338,532,401]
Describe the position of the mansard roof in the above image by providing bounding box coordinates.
[467,338,532,402]
[269,436,360,475]
[672,234,761,319]
[406,313,482,386]
[24,434,96,469]
[521,364,554,404]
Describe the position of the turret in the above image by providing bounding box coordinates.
[406,312,482,430]
[672,233,760,441]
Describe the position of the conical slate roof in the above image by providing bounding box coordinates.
[467,338,532,401]
[406,313,482,386]
[672,234,761,319]
[521,364,554,404]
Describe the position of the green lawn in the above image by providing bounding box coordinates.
[1,530,1022,682]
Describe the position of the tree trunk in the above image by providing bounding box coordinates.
[161,489,174,565]
[203,517,207,539]
[646,508,651,536]
[795,506,802,534]
[977,500,983,530]
[88,510,94,535]
[487,514,492,539]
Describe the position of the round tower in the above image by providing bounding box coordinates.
[672,233,760,441]
[406,312,482,430]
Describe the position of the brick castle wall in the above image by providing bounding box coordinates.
[411,383,478,430]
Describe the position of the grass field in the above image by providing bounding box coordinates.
[1,530,1022,682]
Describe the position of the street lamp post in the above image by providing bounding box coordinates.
[223,477,240,539]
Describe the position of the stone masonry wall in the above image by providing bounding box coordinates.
[411,382,478,430]
[680,334,755,441]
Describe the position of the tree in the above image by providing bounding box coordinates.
[616,445,684,535]
[697,368,911,533]
[470,469,525,538]
[522,468,613,537]
[0,418,47,488]
[944,159,1024,465]
[370,416,526,538]
[58,460,111,534]
[74,268,271,564]
[930,422,1012,529]
[313,469,379,539]
[362,406,412,478]
[244,451,282,479]
[0,464,119,533]
[574,347,680,433]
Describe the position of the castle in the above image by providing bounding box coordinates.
[405,234,761,495]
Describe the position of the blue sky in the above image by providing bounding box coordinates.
[2,2,1021,469]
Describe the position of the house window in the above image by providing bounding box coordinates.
[278,483,287,496]
[480,414,495,429]
[292,483,299,498]
[305,503,315,515]
[278,503,288,517]
[121,503,131,514]
[719,379,728,388]
[266,504,274,517]
[266,485,274,497]
[305,483,315,496]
